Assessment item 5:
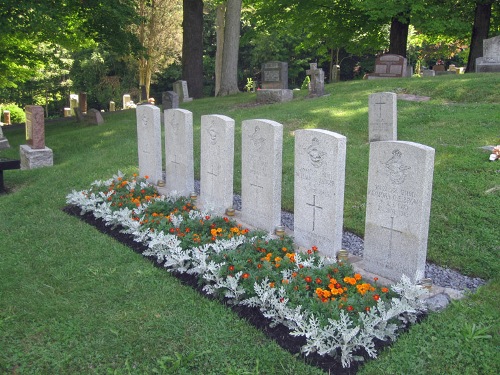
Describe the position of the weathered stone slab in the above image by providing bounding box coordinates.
[241,119,283,233]
[173,81,193,103]
[294,129,346,257]
[256,89,293,103]
[87,109,104,125]
[369,92,397,142]
[0,126,10,149]
[164,109,194,196]
[136,104,162,184]
[123,94,131,109]
[200,114,235,214]
[79,92,87,113]
[368,54,407,79]
[19,144,53,170]
[25,105,45,149]
[476,35,500,73]
[261,61,288,89]
[162,91,179,109]
[362,141,435,282]
[305,63,325,97]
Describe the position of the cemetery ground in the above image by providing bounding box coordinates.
[1,74,499,374]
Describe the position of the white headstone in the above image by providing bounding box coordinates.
[123,94,131,109]
[363,141,435,282]
[200,115,235,215]
[136,104,162,184]
[164,109,194,196]
[369,92,397,142]
[241,119,283,233]
[294,129,346,257]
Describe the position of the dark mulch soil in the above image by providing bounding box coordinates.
[63,205,421,374]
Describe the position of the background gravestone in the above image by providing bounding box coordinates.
[0,126,10,149]
[294,129,346,258]
[368,54,407,79]
[476,35,500,73]
[241,119,283,233]
[123,94,131,109]
[136,104,162,184]
[362,141,435,282]
[87,109,104,125]
[162,91,179,109]
[261,61,288,89]
[78,92,87,114]
[305,63,325,97]
[257,61,293,103]
[173,81,193,103]
[164,108,194,196]
[20,105,53,170]
[369,92,397,142]
[200,114,235,215]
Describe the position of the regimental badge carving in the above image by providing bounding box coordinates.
[249,125,265,150]
[383,149,411,184]
[141,113,148,128]
[208,125,218,145]
[306,137,326,168]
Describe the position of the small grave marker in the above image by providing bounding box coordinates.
[368,92,397,142]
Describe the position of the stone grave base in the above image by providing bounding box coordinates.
[476,63,500,73]
[257,89,293,104]
[20,144,53,170]
[0,137,10,150]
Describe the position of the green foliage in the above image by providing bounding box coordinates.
[301,76,310,90]
[0,103,25,123]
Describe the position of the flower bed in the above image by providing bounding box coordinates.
[66,172,427,368]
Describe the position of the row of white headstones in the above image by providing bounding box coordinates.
[136,94,434,283]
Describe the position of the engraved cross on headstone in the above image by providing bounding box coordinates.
[207,163,219,196]
[171,154,181,173]
[306,194,323,231]
[381,216,402,266]
[374,101,385,119]
[250,182,264,208]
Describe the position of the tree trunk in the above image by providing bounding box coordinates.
[218,0,242,97]
[182,0,204,98]
[466,1,492,73]
[214,3,226,97]
[388,14,410,57]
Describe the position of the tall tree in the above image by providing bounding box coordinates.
[217,0,242,96]
[182,0,204,98]
[136,0,182,100]
[466,0,493,72]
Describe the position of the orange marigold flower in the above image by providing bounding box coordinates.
[347,305,354,311]
[304,276,312,283]
[242,273,250,279]
[312,246,318,252]
[269,282,275,288]
[228,265,235,272]
[373,294,380,301]
[315,278,322,284]
[381,287,389,293]
[282,247,287,252]
[257,263,262,269]
[365,306,371,311]
[354,273,362,281]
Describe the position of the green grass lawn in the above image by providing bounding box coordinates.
[1,73,499,374]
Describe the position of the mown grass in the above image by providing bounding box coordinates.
[1,73,499,374]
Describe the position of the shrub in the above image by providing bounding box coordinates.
[1,103,26,124]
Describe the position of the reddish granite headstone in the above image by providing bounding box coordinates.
[79,92,87,113]
[25,105,45,149]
